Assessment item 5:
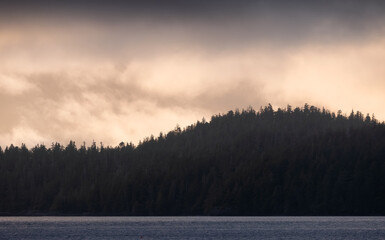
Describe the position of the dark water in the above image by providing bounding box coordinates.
[0,216,384,240]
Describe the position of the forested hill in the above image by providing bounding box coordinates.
[1,104,384,216]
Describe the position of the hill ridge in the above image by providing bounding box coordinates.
[0,104,384,215]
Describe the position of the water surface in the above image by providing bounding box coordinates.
[0,216,384,239]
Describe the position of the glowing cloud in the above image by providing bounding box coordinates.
[0,1,385,146]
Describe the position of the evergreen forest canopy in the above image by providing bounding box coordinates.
[0,104,384,216]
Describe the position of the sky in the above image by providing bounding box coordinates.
[1,0,385,147]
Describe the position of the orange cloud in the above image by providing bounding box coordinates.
[0,18,384,147]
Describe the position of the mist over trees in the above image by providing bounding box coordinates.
[0,104,384,215]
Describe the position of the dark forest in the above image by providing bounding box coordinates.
[1,104,384,215]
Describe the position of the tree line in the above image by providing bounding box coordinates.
[0,104,384,215]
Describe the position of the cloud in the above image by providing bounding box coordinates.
[0,73,36,95]
[1,1,385,147]
[2,38,385,147]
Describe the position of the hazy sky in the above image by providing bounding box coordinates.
[1,0,385,147]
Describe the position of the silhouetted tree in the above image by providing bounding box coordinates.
[0,104,384,215]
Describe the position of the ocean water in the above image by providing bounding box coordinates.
[0,216,384,240]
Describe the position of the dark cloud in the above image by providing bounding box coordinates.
[2,0,384,53]
[2,0,385,22]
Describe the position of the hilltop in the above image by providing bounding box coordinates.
[0,104,384,215]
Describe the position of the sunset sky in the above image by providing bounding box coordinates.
[1,0,385,147]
